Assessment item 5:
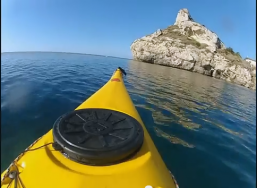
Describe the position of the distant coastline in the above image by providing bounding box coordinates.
[1,51,132,61]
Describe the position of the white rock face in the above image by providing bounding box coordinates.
[130,8,256,90]
[174,8,194,24]
[174,8,226,52]
[245,58,256,67]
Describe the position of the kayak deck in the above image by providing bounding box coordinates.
[1,68,178,188]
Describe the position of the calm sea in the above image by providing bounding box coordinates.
[1,52,256,188]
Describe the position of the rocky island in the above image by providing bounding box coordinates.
[131,9,256,90]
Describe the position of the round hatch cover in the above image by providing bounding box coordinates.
[52,108,144,166]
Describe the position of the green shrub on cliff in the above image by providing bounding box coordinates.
[224,47,241,57]
[225,47,234,54]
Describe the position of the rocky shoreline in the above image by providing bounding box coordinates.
[130,9,256,90]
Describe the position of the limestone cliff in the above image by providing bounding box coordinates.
[130,8,256,90]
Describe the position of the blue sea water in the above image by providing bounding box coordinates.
[1,52,256,188]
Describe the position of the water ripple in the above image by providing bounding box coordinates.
[1,52,256,188]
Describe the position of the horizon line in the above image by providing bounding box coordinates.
[1,51,133,60]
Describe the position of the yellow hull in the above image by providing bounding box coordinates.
[1,68,178,188]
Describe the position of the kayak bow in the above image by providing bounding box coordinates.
[1,68,179,188]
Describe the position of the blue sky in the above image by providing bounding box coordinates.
[2,0,256,59]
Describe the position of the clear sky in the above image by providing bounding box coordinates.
[2,0,256,59]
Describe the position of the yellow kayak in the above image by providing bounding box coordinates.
[1,67,179,188]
